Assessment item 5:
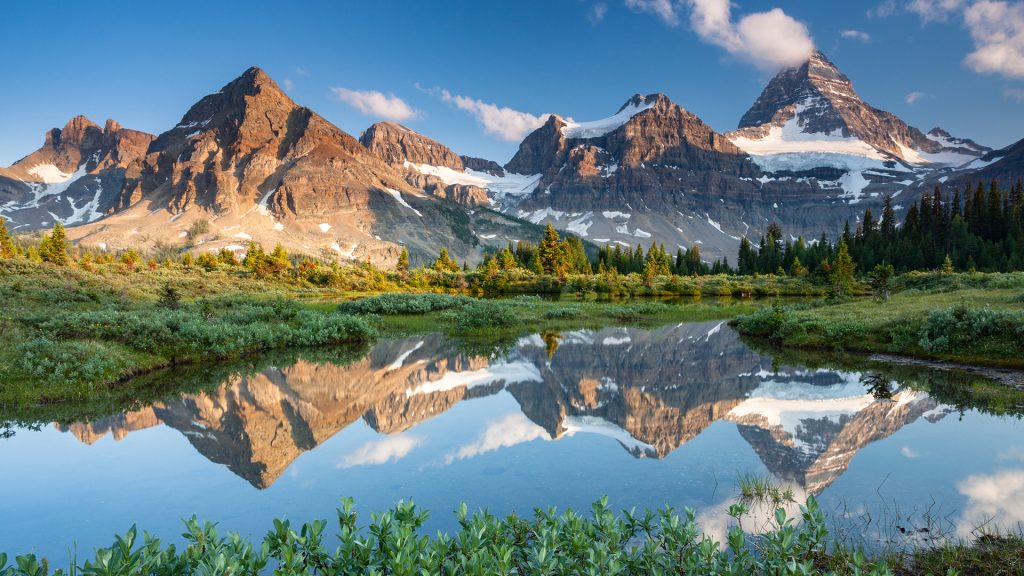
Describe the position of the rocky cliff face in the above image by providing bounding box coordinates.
[0,116,154,229]
[359,122,491,207]
[62,67,536,265]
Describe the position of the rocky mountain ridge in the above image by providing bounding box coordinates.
[2,53,1016,263]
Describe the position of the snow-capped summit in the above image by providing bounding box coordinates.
[728,50,989,170]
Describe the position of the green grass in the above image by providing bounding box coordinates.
[731,271,1024,368]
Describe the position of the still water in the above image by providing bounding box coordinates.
[2,321,1022,561]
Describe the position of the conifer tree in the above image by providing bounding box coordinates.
[39,222,69,265]
[0,218,14,259]
[397,247,409,274]
[830,240,856,298]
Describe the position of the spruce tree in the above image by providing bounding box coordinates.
[40,223,69,265]
[830,240,856,298]
[397,247,409,273]
[0,218,14,259]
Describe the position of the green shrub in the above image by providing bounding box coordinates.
[605,302,671,321]
[918,304,1024,355]
[439,299,519,328]
[338,293,473,315]
[0,496,894,576]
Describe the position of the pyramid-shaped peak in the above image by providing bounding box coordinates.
[616,93,668,114]
[803,50,849,83]
[222,66,285,95]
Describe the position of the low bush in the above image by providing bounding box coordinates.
[918,304,1024,355]
[338,293,473,315]
[605,302,671,322]
[0,496,897,576]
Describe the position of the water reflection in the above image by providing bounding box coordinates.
[55,322,950,494]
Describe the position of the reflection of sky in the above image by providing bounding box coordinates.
[2,339,1023,560]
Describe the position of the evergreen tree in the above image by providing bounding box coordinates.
[538,224,565,275]
[829,240,856,298]
[39,223,69,265]
[0,218,14,259]
[432,248,459,272]
[397,247,409,274]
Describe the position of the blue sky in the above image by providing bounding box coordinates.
[3,0,1023,166]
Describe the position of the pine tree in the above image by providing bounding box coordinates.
[432,248,458,272]
[830,240,856,298]
[941,254,954,275]
[538,224,564,275]
[39,223,69,265]
[397,247,409,273]
[0,218,14,259]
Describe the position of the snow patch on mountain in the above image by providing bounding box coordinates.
[561,99,655,140]
[404,161,542,205]
[385,188,422,217]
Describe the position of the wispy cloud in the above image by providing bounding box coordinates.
[330,88,421,121]
[867,0,898,18]
[283,78,295,91]
[963,1,1024,79]
[895,0,1024,80]
[295,66,309,77]
[907,0,967,23]
[625,0,680,26]
[589,2,609,24]
[684,0,816,70]
[422,86,552,141]
[905,90,929,104]
[338,435,422,468]
[444,413,549,464]
[841,29,872,42]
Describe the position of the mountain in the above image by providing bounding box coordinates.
[358,122,491,207]
[58,67,542,265]
[4,56,1016,263]
[481,93,777,258]
[0,117,154,230]
[728,50,990,170]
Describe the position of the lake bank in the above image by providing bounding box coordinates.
[730,271,1024,369]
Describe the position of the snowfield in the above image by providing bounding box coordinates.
[560,99,655,140]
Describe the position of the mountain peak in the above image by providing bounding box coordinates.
[616,93,666,114]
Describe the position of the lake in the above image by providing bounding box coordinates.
[2,320,1022,562]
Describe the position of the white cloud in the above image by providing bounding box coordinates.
[444,412,549,464]
[428,87,553,141]
[330,87,421,121]
[900,445,920,458]
[905,91,929,104]
[625,0,680,26]
[1006,87,1024,100]
[868,0,899,18]
[685,0,815,70]
[957,469,1024,537]
[963,1,1024,78]
[908,0,967,22]
[841,29,873,42]
[283,78,294,91]
[589,2,609,24]
[295,66,309,77]
[338,435,422,468]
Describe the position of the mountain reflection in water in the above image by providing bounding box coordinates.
[57,322,950,493]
